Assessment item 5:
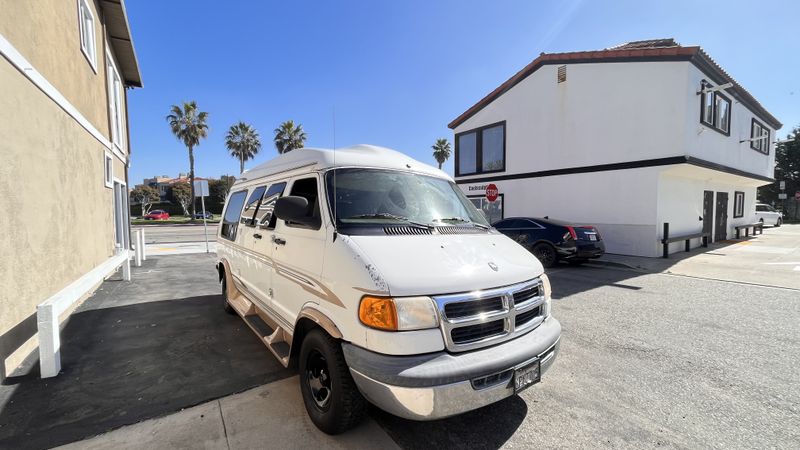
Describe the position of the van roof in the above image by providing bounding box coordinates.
[237,144,448,184]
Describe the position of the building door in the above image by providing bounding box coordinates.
[714,192,728,241]
[113,181,130,252]
[703,190,714,237]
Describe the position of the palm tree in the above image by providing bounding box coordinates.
[273,120,307,154]
[431,138,452,169]
[166,101,209,218]
[225,121,262,174]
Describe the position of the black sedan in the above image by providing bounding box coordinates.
[193,211,213,220]
[493,217,605,268]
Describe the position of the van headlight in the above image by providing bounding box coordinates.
[540,274,553,318]
[359,296,439,331]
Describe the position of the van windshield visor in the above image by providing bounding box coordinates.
[325,168,490,229]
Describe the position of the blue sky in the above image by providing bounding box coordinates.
[126,0,800,184]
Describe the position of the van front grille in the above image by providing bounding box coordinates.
[444,296,504,319]
[433,278,546,352]
[515,306,541,327]
[451,320,505,344]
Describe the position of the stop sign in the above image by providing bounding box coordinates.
[795,191,800,200]
[486,184,499,202]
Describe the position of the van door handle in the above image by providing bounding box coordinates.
[253,233,263,239]
[272,236,286,246]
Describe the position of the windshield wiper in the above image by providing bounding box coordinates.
[345,213,432,228]
[434,217,489,229]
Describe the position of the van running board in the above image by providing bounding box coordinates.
[228,279,292,367]
[242,315,291,367]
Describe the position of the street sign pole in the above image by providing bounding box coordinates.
[194,180,211,253]
[201,194,209,253]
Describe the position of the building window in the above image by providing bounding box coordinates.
[699,81,731,135]
[455,121,506,177]
[104,151,113,188]
[106,52,125,148]
[734,191,744,218]
[221,190,248,241]
[468,194,504,224]
[78,0,97,72]
[750,119,770,154]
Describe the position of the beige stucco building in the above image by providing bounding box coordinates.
[0,0,142,380]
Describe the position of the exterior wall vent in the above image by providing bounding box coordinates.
[557,65,567,83]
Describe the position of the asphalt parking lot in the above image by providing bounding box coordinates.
[1,235,799,449]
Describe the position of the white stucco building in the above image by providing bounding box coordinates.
[450,39,782,257]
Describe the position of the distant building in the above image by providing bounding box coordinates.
[142,174,210,201]
[449,39,781,257]
[0,0,142,380]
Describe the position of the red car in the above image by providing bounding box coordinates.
[144,210,170,220]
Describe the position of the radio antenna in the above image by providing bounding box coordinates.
[332,106,338,232]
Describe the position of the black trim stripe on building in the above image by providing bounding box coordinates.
[454,156,774,185]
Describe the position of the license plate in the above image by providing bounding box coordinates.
[588,234,597,241]
[513,359,541,393]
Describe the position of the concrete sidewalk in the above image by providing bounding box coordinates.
[57,378,398,450]
[588,224,800,290]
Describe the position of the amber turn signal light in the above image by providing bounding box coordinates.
[359,296,398,331]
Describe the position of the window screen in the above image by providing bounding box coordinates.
[457,132,477,175]
[221,190,247,241]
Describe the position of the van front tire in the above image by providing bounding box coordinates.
[299,329,366,434]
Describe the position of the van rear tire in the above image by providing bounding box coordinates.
[299,329,366,434]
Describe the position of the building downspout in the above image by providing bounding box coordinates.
[124,86,133,251]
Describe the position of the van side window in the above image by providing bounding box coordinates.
[240,185,267,226]
[221,190,248,241]
[257,182,287,229]
[285,177,321,229]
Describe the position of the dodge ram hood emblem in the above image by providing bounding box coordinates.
[488,262,498,271]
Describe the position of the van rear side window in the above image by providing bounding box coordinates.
[257,182,287,229]
[240,185,267,225]
[221,190,247,241]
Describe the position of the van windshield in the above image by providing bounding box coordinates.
[325,168,490,229]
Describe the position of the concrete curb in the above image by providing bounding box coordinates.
[584,259,643,271]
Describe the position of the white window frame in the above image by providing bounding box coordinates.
[750,119,770,155]
[77,0,97,73]
[104,151,113,188]
[105,46,125,150]
[733,191,745,218]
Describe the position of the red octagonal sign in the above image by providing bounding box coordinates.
[486,183,499,202]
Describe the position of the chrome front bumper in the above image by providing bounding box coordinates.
[344,318,561,421]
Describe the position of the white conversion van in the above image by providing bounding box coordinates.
[216,145,561,434]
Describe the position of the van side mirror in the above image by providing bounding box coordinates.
[274,196,313,225]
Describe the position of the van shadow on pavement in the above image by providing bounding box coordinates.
[0,256,293,450]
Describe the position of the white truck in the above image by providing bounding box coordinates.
[216,145,561,434]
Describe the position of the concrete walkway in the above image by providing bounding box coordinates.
[57,378,398,450]
[588,224,800,290]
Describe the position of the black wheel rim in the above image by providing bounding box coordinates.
[306,349,332,410]
[534,245,555,265]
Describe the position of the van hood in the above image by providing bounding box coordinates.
[347,232,543,297]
